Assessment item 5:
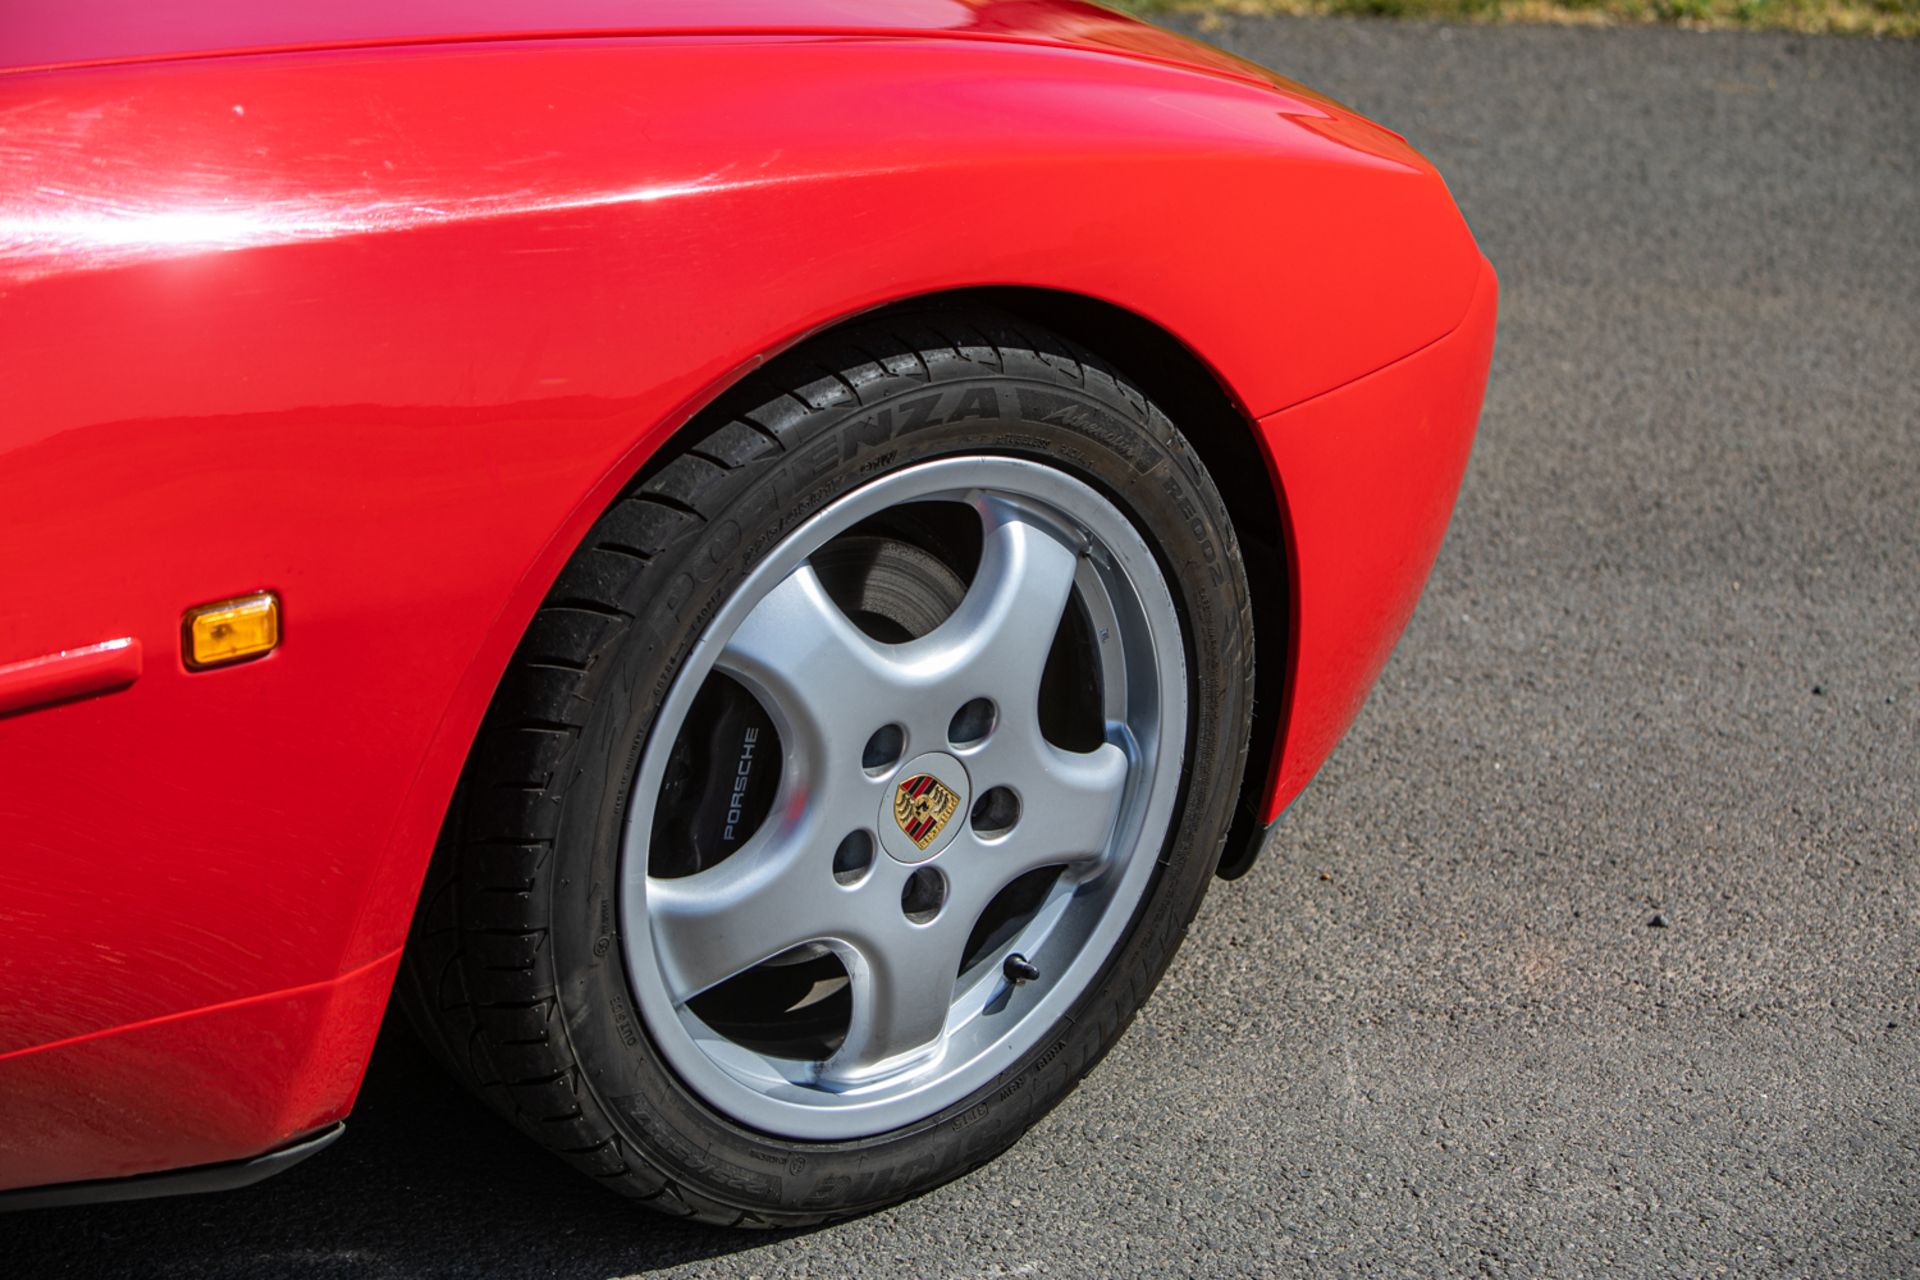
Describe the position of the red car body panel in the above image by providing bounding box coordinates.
[1260,265,1498,805]
[5,0,1362,88]
[0,1,1494,1192]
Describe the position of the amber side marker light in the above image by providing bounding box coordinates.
[184,592,280,670]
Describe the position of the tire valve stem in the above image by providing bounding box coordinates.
[1003,953,1041,986]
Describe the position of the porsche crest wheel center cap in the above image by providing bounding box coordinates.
[879,752,969,864]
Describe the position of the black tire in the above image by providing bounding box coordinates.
[400,310,1254,1226]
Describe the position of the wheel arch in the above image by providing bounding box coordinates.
[936,288,1290,880]
[413,285,1294,916]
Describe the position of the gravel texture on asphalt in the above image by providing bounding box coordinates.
[5,17,1915,1279]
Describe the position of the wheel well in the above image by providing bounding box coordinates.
[447,286,1291,885]
[862,287,1290,879]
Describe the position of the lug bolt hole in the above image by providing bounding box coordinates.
[971,786,1020,838]
[900,867,947,925]
[833,830,875,886]
[862,724,906,775]
[947,697,997,749]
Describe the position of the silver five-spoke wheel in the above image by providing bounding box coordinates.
[623,456,1187,1139]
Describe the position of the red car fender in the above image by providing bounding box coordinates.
[0,28,1488,1187]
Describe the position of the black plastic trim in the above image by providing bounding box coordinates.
[0,1122,344,1212]
[1215,800,1281,881]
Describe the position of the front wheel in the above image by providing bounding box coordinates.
[403,312,1254,1225]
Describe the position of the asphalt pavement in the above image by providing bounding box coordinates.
[5,17,1916,1279]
